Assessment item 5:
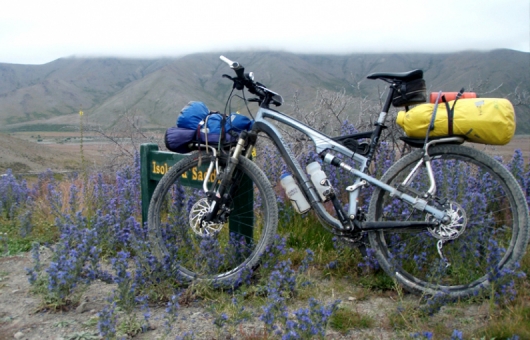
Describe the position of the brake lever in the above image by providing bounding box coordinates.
[222,74,244,90]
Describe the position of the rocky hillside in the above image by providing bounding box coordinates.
[0,49,528,133]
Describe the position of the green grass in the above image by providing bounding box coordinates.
[478,281,530,339]
[0,219,58,255]
[329,306,375,333]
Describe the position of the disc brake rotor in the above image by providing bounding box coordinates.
[427,201,467,241]
[189,198,224,237]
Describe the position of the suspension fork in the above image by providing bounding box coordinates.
[203,131,250,223]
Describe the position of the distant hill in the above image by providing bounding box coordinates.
[0,50,528,134]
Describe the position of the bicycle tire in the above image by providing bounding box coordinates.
[367,144,529,298]
[148,151,278,287]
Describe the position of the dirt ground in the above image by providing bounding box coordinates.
[471,135,530,162]
[0,249,493,340]
[0,250,382,340]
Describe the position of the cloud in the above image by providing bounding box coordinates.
[1,0,528,64]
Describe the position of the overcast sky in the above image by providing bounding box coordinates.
[1,0,529,65]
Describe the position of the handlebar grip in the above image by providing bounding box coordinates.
[219,55,241,70]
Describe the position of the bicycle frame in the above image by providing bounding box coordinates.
[149,55,529,297]
[248,104,451,233]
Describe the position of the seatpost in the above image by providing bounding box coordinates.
[376,86,396,125]
[365,86,396,164]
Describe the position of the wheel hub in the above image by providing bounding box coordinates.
[189,198,224,237]
[427,201,467,240]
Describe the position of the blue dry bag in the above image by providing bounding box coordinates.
[165,101,254,153]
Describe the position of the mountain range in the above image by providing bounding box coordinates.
[0,49,528,134]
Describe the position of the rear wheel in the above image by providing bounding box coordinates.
[367,144,529,298]
[148,152,278,287]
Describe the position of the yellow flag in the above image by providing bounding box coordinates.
[79,110,84,116]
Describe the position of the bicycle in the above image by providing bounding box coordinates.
[148,55,529,298]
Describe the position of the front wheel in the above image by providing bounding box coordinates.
[148,152,278,287]
[367,144,529,298]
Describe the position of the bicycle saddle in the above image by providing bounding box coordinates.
[366,69,423,82]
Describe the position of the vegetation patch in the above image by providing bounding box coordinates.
[0,135,527,339]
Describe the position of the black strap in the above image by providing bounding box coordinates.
[442,95,454,136]
[399,83,407,99]
[218,112,226,143]
[447,88,465,136]
[195,119,203,141]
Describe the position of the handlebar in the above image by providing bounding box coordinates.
[220,55,245,79]
[219,55,283,107]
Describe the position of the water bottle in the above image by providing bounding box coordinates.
[306,161,330,201]
[280,173,311,214]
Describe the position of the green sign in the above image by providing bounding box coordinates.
[140,143,253,239]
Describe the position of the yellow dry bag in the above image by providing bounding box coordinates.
[396,98,516,145]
